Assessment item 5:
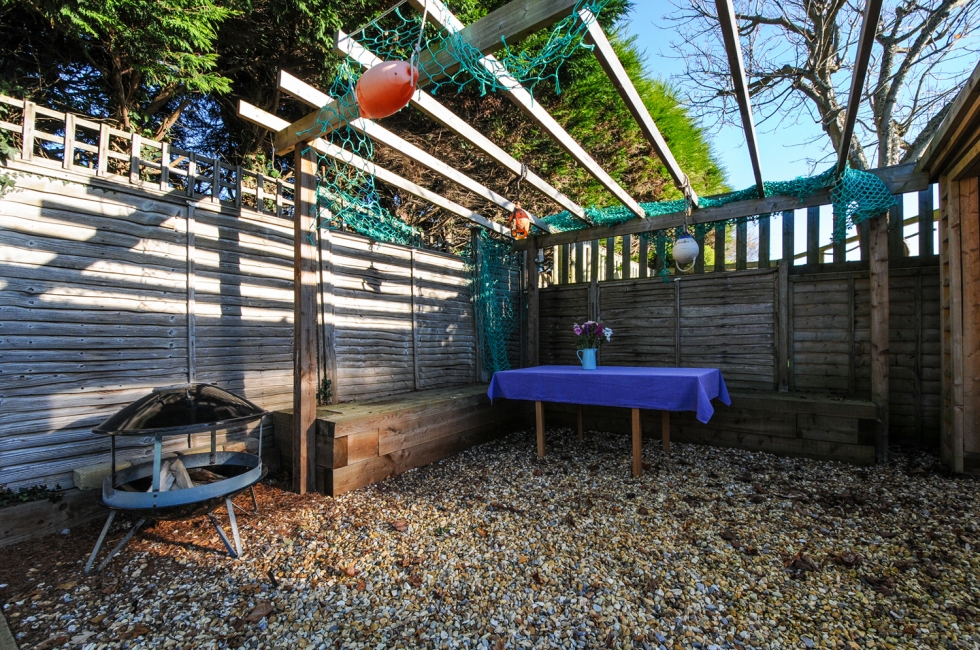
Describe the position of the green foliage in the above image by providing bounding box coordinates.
[316,378,332,407]
[0,483,62,508]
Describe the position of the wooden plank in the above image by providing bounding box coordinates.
[714,0,764,197]
[605,238,615,281]
[714,224,725,272]
[960,177,980,456]
[21,101,35,161]
[661,410,670,454]
[868,212,890,462]
[889,200,905,259]
[581,8,698,206]
[331,40,585,224]
[407,0,645,220]
[516,164,928,250]
[848,275,856,395]
[622,235,631,280]
[919,187,935,257]
[917,60,980,178]
[807,206,820,265]
[836,0,884,174]
[638,236,648,278]
[575,241,585,283]
[758,216,770,268]
[776,260,788,390]
[0,489,104,549]
[237,100,510,237]
[736,220,747,270]
[186,203,196,383]
[293,148,318,494]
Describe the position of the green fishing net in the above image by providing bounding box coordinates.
[468,231,523,374]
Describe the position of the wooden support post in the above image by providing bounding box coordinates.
[536,401,545,458]
[472,228,486,382]
[160,142,170,191]
[62,113,75,170]
[833,224,847,263]
[868,213,890,463]
[319,229,338,402]
[525,247,539,367]
[605,238,615,281]
[758,216,770,268]
[714,225,726,272]
[848,276,856,395]
[919,187,935,257]
[558,244,569,284]
[674,281,681,367]
[782,210,795,265]
[577,405,584,441]
[889,200,905,259]
[622,234,632,280]
[186,203,196,384]
[21,101,35,162]
[575,241,585,283]
[129,133,141,185]
[411,249,420,389]
[590,240,600,283]
[806,206,820,265]
[638,236,649,278]
[293,148,318,494]
[661,410,671,453]
[777,260,789,391]
[632,408,643,477]
[694,232,705,274]
[736,221,747,270]
[97,123,109,177]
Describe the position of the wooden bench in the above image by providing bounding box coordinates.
[274,385,533,495]
[545,391,878,465]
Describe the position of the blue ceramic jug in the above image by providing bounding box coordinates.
[576,348,597,370]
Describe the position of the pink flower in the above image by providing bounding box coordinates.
[573,323,582,336]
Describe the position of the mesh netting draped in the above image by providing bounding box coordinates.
[540,165,897,243]
[470,231,523,374]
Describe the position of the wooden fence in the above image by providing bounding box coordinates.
[0,100,496,490]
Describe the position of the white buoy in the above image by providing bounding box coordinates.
[673,230,699,273]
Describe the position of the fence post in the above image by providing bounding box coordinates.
[758,215,770,269]
[63,113,75,170]
[21,101,35,161]
[97,124,109,177]
[129,133,141,185]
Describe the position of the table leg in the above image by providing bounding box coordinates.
[662,410,671,453]
[535,401,545,458]
[632,408,642,478]
[576,405,584,441]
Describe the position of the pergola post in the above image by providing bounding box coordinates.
[524,247,539,367]
[293,147,318,494]
[868,214,890,463]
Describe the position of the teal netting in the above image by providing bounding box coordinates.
[540,165,896,242]
[469,231,523,374]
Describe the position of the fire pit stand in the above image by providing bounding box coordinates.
[83,384,268,574]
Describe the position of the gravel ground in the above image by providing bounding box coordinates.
[1,428,979,650]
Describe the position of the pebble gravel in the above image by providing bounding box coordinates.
[2,428,979,650]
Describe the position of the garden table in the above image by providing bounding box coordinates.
[487,366,730,477]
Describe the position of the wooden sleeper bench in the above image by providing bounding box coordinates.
[274,384,533,496]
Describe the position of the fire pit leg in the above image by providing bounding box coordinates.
[207,511,240,559]
[95,517,146,574]
[226,497,243,557]
[84,511,116,574]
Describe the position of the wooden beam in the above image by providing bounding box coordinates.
[238,100,512,237]
[293,147,318,494]
[406,0,646,220]
[715,0,765,198]
[332,36,587,221]
[516,163,928,250]
[580,8,698,207]
[868,212,889,463]
[278,70,553,233]
[524,247,539,367]
[916,60,980,179]
[836,0,884,176]
[275,0,580,155]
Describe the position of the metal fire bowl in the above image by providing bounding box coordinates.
[102,452,265,521]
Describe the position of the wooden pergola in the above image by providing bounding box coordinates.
[238,0,935,491]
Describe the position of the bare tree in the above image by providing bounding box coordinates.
[667,0,980,170]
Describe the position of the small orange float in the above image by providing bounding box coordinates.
[507,202,531,240]
[354,61,419,119]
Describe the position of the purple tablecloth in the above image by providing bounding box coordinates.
[487,366,731,423]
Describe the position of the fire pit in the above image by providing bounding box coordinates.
[83,384,268,573]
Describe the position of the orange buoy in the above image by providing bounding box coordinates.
[355,61,419,119]
[507,203,531,240]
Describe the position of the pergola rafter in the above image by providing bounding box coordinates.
[277,70,551,233]
[836,0,884,175]
[714,0,765,198]
[580,8,699,208]
[406,0,646,220]
[237,100,512,237]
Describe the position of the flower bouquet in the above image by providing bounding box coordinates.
[572,321,611,369]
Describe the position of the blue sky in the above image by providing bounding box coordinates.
[621,2,825,191]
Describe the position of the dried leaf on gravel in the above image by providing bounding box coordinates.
[245,601,273,622]
[391,519,409,532]
[833,551,863,567]
[785,550,820,573]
